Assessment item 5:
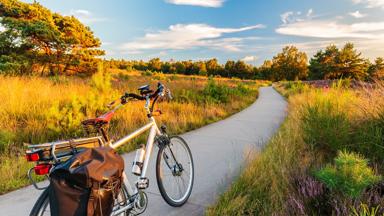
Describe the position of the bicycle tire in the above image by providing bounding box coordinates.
[156,136,194,207]
[29,186,50,216]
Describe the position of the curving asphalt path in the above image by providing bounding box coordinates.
[0,86,287,216]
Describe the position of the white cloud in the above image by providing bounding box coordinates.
[352,0,384,8]
[276,20,384,39]
[281,11,294,24]
[274,11,384,60]
[280,9,314,24]
[241,55,258,62]
[307,9,314,17]
[276,9,384,39]
[68,9,107,24]
[122,23,264,52]
[165,0,224,7]
[349,10,367,18]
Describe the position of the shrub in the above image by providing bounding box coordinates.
[302,100,350,155]
[202,78,232,103]
[91,62,112,92]
[141,70,153,76]
[315,151,381,198]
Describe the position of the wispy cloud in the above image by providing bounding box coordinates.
[165,0,224,8]
[276,9,384,39]
[276,20,384,38]
[121,23,264,52]
[352,0,384,9]
[280,9,314,24]
[274,9,384,60]
[349,10,367,18]
[68,9,107,24]
[241,55,258,62]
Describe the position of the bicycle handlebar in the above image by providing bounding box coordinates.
[120,82,171,104]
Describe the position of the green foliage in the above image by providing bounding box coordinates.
[309,43,369,80]
[352,111,384,164]
[0,130,15,153]
[270,46,308,81]
[91,62,112,92]
[315,151,381,198]
[302,100,350,155]
[368,57,384,80]
[202,78,232,103]
[0,0,104,75]
[281,81,310,96]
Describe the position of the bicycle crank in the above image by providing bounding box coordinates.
[130,191,148,215]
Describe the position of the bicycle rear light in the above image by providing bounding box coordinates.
[34,164,52,175]
[26,152,40,162]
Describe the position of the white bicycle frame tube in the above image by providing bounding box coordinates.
[109,117,162,197]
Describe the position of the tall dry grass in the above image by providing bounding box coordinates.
[207,81,384,215]
[0,71,264,194]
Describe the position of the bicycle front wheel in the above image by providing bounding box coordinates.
[156,136,194,207]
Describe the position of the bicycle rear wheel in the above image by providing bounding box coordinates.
[29,185,130,216]
[156,136,194,207]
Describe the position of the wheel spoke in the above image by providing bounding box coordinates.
[156,136,194,206]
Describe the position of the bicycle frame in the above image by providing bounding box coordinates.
[108,115,162,215]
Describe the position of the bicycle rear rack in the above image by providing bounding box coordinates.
[27,136,105,190]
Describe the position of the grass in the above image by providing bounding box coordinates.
[0,69,266,194]
[207,81,384,215]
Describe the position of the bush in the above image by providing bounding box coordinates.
[315,151,381,198]
[302,100,350,155]
[202,78,232,103]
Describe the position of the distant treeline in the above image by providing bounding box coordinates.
[104,44,384,81]
[1,0,383,81]
[104,58,260,80]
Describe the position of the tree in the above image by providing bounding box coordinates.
[0,0,104,75]
[270,46,308,81]
[309,43,369,80]
[368,57,384,80]
[198,62,207,76]
[335,43,369,80]
[206,58,219,76]
[224,60,235,78]
[148,58,162,72]
[174,61,186,74]
[259,60,273,80]
[233,60,253,79]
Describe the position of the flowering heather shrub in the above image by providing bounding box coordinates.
[286,175,329,215]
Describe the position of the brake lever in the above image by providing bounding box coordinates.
[107,100,116,108]
[166,88,173,100]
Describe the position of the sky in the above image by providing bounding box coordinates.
[24,0,384,65]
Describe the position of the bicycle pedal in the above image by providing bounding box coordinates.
[137,177,149,189]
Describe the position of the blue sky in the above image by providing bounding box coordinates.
[25,0,384,65]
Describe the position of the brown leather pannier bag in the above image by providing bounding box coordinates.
[49,146,124,216]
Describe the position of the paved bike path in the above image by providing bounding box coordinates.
[0,86,287,216]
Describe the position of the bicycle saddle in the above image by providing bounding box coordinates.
[81,111,115,126]
[138,84,153,95]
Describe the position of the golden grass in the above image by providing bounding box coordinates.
[0,73,264,194]
[207,81,384,215]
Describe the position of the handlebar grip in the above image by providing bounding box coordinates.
[125,93,145,100]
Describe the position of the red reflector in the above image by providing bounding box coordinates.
[26,153,40,162]
[34,164,51,175]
